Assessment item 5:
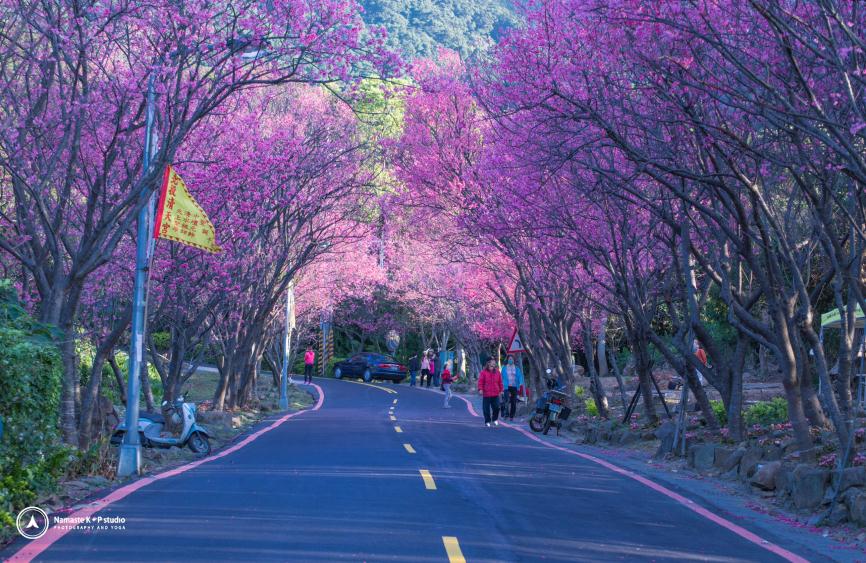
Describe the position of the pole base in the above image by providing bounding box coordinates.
[279,396,289,410]
[117,444,141,477]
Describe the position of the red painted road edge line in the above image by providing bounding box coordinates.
[450,393,807,563]
[7,383,325,563]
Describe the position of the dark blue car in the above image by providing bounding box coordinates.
[333,353,407,383]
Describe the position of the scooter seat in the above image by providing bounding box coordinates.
[139,411,165,423]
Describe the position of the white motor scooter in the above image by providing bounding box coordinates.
[112,396,211,455]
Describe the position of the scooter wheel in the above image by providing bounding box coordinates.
[542,419,552,435]
[188,432,211,455]
[529,415,545,432]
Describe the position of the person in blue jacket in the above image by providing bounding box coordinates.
[500,355,525,421]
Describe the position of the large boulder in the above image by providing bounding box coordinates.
[654,422,677,458]
[750,461,782,491]
[775,464,795,498]
[762,445,783,462]
[739,447,765,478]
[619,430,639,445]
[688,444,717,472]
[845,489,866,526]
[791,465,830,510]
[839,467,866,493]
[718,447,746,473]
[713,447,736,469]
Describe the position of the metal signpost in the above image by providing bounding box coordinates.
[279,282,295,410]
[118,73,158,477]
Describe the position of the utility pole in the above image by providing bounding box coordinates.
[118,73,158,477]
[279,282,295,410]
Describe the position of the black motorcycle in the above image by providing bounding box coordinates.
[529,370,571,435]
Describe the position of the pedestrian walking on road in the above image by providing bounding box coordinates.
[478,359,504,427]
[428,354,436,388]
[304,346,315,384]
[442,365,454,408]
[501,355,524,421]
[408,353,420,387]
[421,352,432,387]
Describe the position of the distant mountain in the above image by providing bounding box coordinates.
[360,0,517,60]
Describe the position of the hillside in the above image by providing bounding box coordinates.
[360,0,517,60]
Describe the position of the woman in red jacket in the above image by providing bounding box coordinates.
[477,359,504,427]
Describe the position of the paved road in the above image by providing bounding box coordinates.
[5,378,826,562]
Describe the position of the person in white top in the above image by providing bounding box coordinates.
[420,353,432,387]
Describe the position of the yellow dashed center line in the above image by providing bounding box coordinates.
[403,443,416,454]
[442,536,465,563]
[394,426,402,433]
[340,379,397,394]
[419,469,436,490]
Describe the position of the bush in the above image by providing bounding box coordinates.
[0,281,67,536]
[744,397,788,426]
[574,386,585,399]
[584,398,599,417]
[710,400,727,427]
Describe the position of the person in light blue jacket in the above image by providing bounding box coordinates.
[500,355,525,421]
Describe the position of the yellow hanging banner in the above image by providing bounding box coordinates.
[153,165,221,253]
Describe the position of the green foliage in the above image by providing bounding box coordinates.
[744,398,788,426]
[574,385,585,399]
[710,400,727,427]
[112,350,163,404]
[150,331,170,353]
[584,398,599,417]
[360,0,516,60]
[0,280,67,535]
[700,288,737,349]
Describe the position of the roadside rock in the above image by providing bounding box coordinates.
[825,503,849,526]
[780,438,799,456]
[762,445,783,462]
[739,447,764,478]
[713,447,735,469]
[688,444,716,472]
[845,489,866,525]
[791,465,829,509]
[839,466,866,493]
[654,422,676,458]
[775,464,795,498]
[750,461,781,491]
[720,447,746,473]
[618,431,639,445]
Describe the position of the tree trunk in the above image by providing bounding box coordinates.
[608,347,629,410]
[59,328,79,445]
[583,322,609,418]
[108,355,127,406]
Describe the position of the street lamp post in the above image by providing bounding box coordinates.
[118,73,158,477]
[279,282,295,410]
